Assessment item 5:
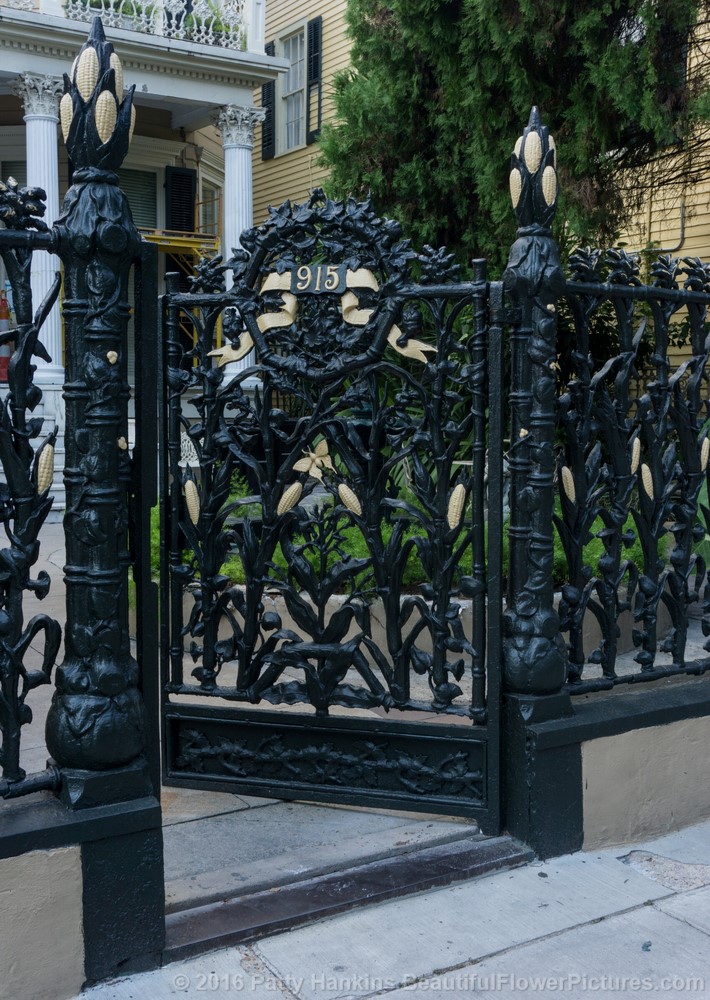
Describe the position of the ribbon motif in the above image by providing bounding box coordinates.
[257,272,298,333]
[256,267,437,363]
[211,267,437,366]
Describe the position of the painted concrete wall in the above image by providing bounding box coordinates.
[0,845,84,1000]
[252,0,349,225]
[582,715,710,849]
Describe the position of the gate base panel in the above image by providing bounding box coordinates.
[164,705,499,833]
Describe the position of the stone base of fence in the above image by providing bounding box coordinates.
[0,792,165,999]
[503,676,710,858]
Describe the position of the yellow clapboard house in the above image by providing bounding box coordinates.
[252,0,350,225]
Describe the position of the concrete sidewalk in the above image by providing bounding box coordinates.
[77,817,710,998]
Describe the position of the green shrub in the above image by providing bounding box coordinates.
[155,487,683,596]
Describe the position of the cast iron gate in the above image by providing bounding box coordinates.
[160,191,504,833]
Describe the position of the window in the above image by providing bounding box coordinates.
[283,31,305,151]
[262,16,322,160]
[200,182,220,237]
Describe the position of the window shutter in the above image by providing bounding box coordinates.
[262,41,276,160]
[117,168,157,229]
[165,166,197,233]
[306,16,322,145]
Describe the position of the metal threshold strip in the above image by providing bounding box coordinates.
[164,835,532,962]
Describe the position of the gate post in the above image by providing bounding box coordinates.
[502,109,582,856]
[42,19,164,978]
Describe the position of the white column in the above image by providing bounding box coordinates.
[13,73,64,385]
[13,73,65,511]
[216,105,265,376]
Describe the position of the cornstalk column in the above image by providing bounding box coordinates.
[502,108,567,697]
[45,19,147,781]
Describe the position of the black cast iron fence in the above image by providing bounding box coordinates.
[0,181,62,798]
[2,19,710,820]
[556,250,710,692]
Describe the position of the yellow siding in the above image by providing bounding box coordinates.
[625,164,710,264]
[622,141,710,367]
[252,0,350,225]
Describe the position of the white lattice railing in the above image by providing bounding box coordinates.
[52,0,248,51]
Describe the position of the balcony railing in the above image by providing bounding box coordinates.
[54,0,248,51]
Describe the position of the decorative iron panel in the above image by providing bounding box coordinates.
[0,178,62,799]
[161,191,502,827]
[165,707,489,818]
[557,249,710,692]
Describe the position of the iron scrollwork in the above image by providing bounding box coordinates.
[175,727,485,803]
[557,246,710,691]
[164,190,494,725]
[0,176,62,796]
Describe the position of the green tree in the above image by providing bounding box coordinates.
[319,0,710,267]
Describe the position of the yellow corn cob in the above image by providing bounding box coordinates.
[641,463,654,501]
[541,165,557,207]
[129,105,136,143]
[185,479,200,525]
[277,481,302,516]
[447,483,466,530]
[630,437,641,475]
[60,92,73,144]
[110,53,124,97]
[117,437,128,450]
[509,169,522,209]
[106,350,118,364]
[560,466,576,505]
[523,130,543,173]
[76,46,99,101]
[95,91,117,145]
[37,443,55,494]
[338,484,362,516]
[514,135,523,158]
[702,437,710,473]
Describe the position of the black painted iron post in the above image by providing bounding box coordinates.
[502,109,581,857]
[502,107,567,698]
[44,19,149,796]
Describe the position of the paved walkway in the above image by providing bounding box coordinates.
[77,817,710,998]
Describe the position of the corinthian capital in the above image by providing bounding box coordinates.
[216,105,266,149]
[13,74,64,119]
